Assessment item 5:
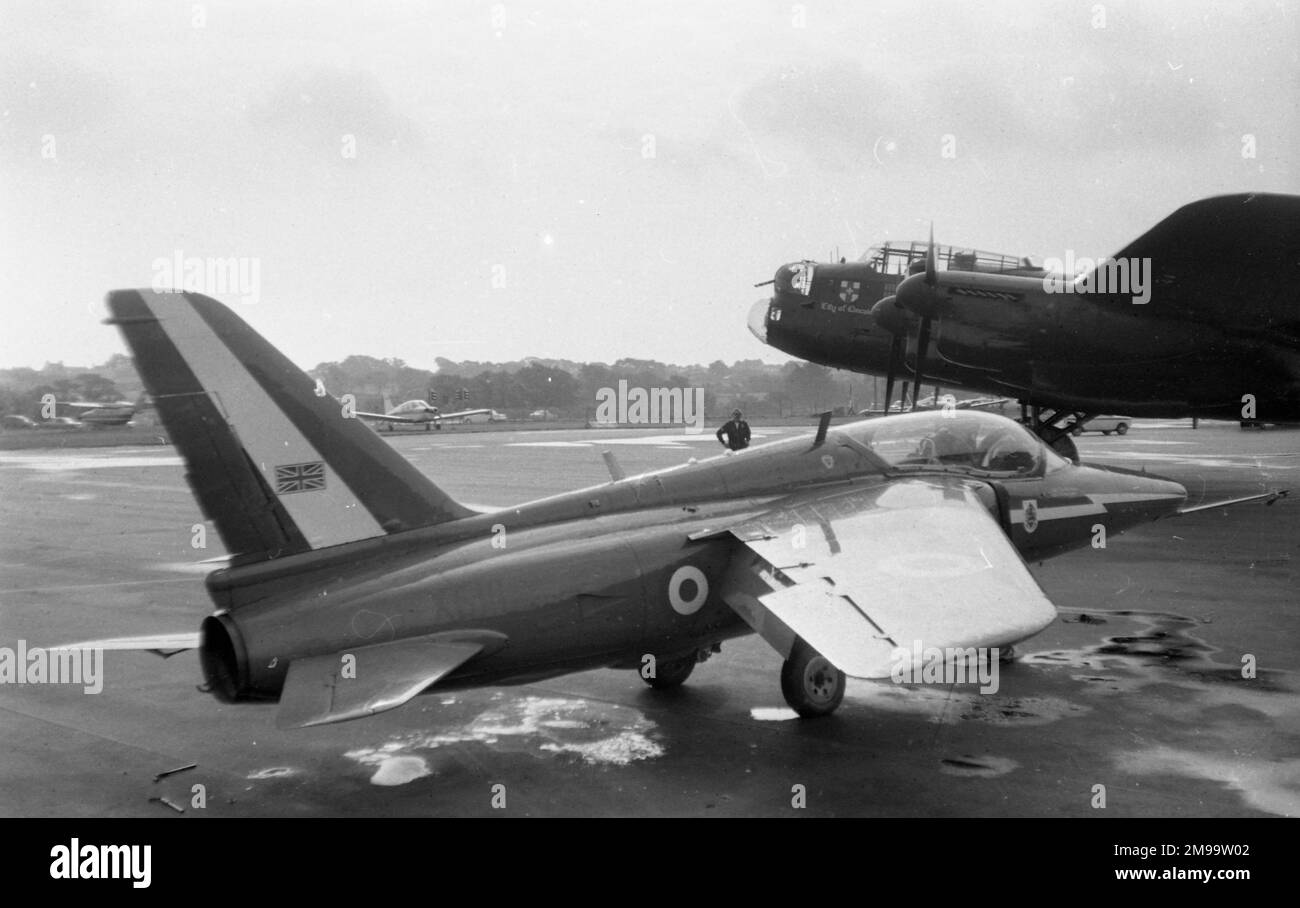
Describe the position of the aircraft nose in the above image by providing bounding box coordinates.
[1087,465,1188,532]
[747,298,770,344]
[1136,474,1188,516]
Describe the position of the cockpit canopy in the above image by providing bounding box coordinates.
[859,242,1039,276]
[839,411,1067,476]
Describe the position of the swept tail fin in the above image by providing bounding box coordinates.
[106,289,475,562]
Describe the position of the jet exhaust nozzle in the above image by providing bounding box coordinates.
[199,614,250,702]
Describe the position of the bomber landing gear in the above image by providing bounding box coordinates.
[1019,402,1086,463]
[780,639,846,717]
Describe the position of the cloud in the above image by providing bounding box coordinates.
[248,66,427,163]
[735,62,904,171]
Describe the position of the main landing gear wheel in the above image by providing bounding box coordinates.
[642,652,696,690]
[781,640,846,717]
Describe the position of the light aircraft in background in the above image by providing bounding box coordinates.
[355,397,493,431]
[59,400,136,427]
[73,289,1284,728]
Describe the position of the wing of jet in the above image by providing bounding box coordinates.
[712,475,1056,677]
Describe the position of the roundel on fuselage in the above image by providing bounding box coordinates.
[668,565,709,615]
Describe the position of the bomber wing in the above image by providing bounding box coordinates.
[713,476,1055,677]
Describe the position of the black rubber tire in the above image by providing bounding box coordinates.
[780,640,846,717]
[1116,423,1129,435]
[1071,426,1083,436]
[1102,430,1112,435]
[642,653,696,690]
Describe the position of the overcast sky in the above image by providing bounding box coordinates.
[2,0,1296,372]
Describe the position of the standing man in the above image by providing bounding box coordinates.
[716,408,751,451]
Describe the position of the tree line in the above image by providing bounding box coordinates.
[1,354,875,421]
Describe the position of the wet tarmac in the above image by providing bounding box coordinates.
[1,420,1296,816]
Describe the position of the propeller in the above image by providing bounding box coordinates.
[910,224,939,409]
[883,330,905,414]
[870,226,941,414]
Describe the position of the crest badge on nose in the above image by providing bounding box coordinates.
[1023,499,1039,534]
[838,280,860,304]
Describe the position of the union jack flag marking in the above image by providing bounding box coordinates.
[276,461,326,494]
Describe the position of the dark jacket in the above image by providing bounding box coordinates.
[716,418,751,451]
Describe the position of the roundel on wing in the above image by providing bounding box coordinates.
[668,565,709,615]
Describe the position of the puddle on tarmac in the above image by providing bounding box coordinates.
[344,696,663,785]
[939,754,1019,778]
[750,707,801,721]
[246,766,297,780]
[1116,746,1300,817]
[841,657,1088,726]
[1024,609,1292,693]
[1027,609,1300,815]
[844,680,1089,727]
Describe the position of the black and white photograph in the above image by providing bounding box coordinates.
[1,0,1296,860]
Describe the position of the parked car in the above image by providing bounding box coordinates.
[459,410,509,424]
[1063,415,1132,436]
[2,414,36,429]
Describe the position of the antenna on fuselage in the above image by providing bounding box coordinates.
[601,450,626,482]
[811,411,833,449]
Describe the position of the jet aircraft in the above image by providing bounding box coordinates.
[75,289,1283,727]
[751,193,1300,447]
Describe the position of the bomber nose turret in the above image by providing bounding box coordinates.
[747,298,770,344]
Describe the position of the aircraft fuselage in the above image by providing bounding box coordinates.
[199,411,1185,703]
